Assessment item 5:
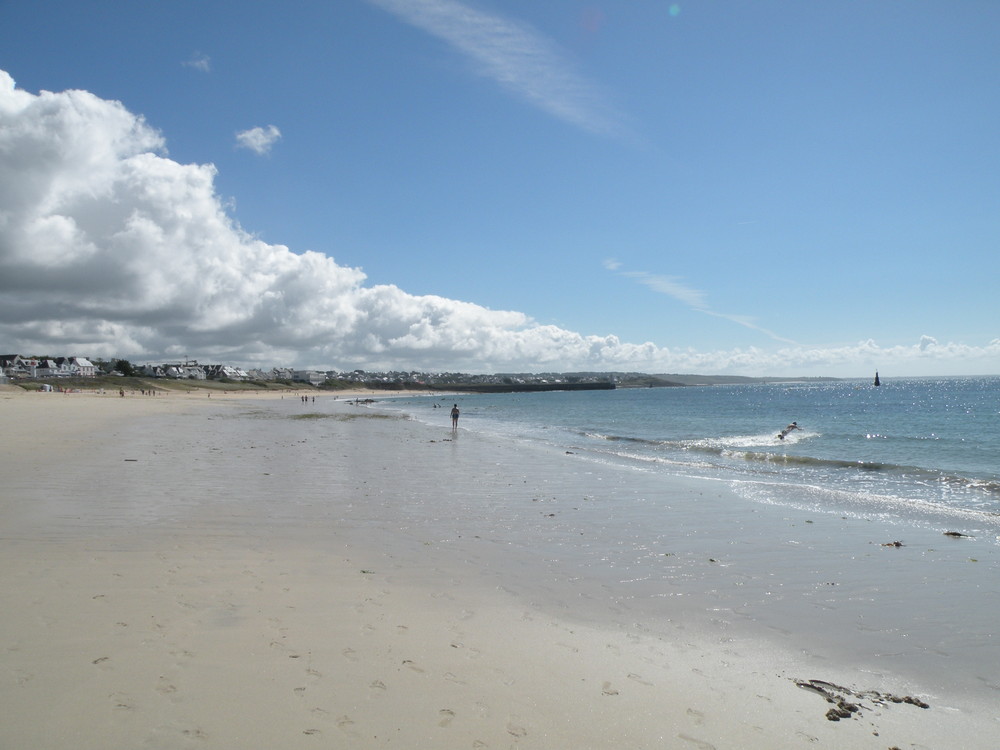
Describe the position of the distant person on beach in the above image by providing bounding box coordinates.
[450,404,460,429]
[777,421,799,440]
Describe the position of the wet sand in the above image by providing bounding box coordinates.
[1,389,995,748]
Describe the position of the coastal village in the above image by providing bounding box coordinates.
[1,353,840,390]
[0,353,639,390]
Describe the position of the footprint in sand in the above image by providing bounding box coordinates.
[601,681,620,696]
[686,708,705,725]
[506,722,528,737]
[438,709,455,727]
[336,715,360,738]
[627,673,653,686]
[170,649,196,662]
[12,669,34,686]
[342,647,359,662]
[678,734,716,750]
[110,692,134,710]
[156,679,179,700]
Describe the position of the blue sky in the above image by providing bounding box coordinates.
[1,0,998,376]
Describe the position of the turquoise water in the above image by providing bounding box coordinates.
[369,379,1000,704]
[390,376,1000,536]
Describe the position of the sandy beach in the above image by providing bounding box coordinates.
[1,387,996,749]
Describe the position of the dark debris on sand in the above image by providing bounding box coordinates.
[793,679,929,722]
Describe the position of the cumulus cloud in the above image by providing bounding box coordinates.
[0,70,651,371]
[0,71,996,377]
[235,125,281,155]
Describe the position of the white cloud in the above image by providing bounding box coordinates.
[182,53,211,72]
[367,0,629,139]
[621,270,709,310]
[608,262,798,345]
[0,70,642,371]
[235,125,281,155]
[0,70,996,377]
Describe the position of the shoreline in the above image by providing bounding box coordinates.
[1,393,996,748]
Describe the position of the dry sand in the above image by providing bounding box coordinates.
[1,388,994,749]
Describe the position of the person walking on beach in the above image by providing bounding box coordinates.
[450,404,460,430]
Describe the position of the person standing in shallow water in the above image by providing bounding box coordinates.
[450,404,460,430]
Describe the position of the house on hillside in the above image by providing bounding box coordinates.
[69,357,97,377]
[161,363,207,380]
[292,370,325,386]
[0,355,38,379]
[204,364,249,381]
[36,359,66,377]
[54,357,97,377]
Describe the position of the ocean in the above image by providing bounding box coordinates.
[389,376,1000,536]
[379,376,1000,704]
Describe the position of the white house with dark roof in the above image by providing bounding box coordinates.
[69,357,96,377]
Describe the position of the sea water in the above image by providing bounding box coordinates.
[390,376,1000,535]
[383,377,1000,704]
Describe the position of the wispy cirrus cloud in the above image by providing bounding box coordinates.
[604,259,798,345]
[235,125,282,155]
[367,0,629,139]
